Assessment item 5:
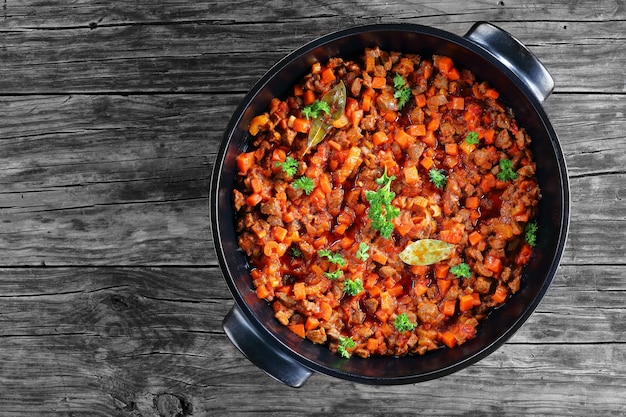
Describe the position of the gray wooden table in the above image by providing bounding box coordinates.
[0,1,624,415]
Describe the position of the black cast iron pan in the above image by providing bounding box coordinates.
[211,22,570,387]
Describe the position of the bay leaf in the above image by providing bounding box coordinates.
[303,80,346,155]
[399,239,455,266]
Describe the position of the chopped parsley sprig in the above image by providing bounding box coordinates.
[497,158,518,182]
[356,242,370,261]
[465,131,479,145]
[524,222,538,246]
[429,168,448,189]
[318,249,346,267]
[293,176,314,194]
[337,336,355,358]
[365,170,400,239]
[275,156,299,177]
[343,278,364,296]
[394,313,417,332]
[302,99,330,120]
[450,263,471,279]
[393,73,412,110]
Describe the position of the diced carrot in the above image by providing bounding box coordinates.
[459,294,475,312]
[372,130,390,146]
[303,89,316,105]
[361,94,372,111]
[248,113,269,136]
[442,299,456,317]
[484,254,503,274]
[492,285,508,304]
[468,230,483,246]
[321,67,336,83]
[317,301,332,321]
[370,250,388,265]
[288,323,306,338]
[319,173,333,194]
[420,156,434,170]
[236,151,256,174]
[437,56,455,74]
[445,155,458,169]
[293,84,304,96]
[372,76,387,89]
[414,283,428,296]
[485,88,500,99]
[273,226,288,242]
[483,128,496,144]
[426,117,440,131]
[365,55,375,72]
[422,131,437,147]
[245,193,263,207]
[408,124,426,137]
[384,111,397,123]
[351,109,364,128]
[311,264,324,276]
[415,93,427,108]
[515,242,534,265]
[255,284,270,299]
[376,309,390,323]
[441,331,457,348]
[480,173,497,193]
[450,96,465,110]
[434,263,450,279]
[440,228,463,245]
[465,196,480,209]
[445,143,458,156]
[368,285,382,298]
[404,165,420,184]
[437,278,451,296]
[293,282,306,301]
[292,117,311,134]
[472,292,481,306]
[388,285,404,298]
[394,129,414,149]
[366,338,379,352]
[459,140,476,155]
[447,67,460,81]
[305,316,320,331]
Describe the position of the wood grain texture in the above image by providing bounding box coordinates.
[0,0,625,415]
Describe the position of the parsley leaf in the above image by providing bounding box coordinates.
[366,170,400,239]
[497,158,518,182]
[343,278,364,296]
[465,131,479,145]
[356,242,370,261]
[525,222,538,246]
[302,99,331,120]
[429,168,448,189]
[337,336,355,358]
[450,263,471,278]
[293,176,314,194]
[289,246,302,257]
[318,249,346,267]
[393,73,412,110]
[394,313,417,332]
[275,156,299,177]
[324,270,343,280]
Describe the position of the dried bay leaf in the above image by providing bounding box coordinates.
[303,80,346,155]
[399,239,455,266]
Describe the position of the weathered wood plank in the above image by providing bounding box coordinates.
[0,20,623,94]
[0,265,624,415]
[0,334,624,415]
[1,93,624,265]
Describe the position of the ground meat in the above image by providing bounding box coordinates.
[234,48,540,359]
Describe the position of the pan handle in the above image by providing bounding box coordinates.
[464,22,554,103]
[222,303,313,388]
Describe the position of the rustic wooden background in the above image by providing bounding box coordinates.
[0,0,624,415]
